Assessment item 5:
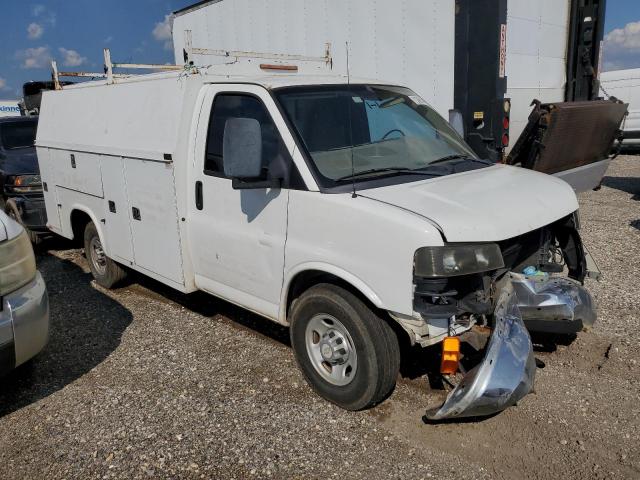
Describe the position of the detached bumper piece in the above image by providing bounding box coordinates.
[425,286,535,421]
[511,273,596,334]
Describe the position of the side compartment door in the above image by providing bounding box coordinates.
[36,147,61,231]
[100,156,134,264]
[124,158,184,285]
[188,86,293,319]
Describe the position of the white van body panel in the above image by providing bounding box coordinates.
[282,191,444,321]
[600,68,640,146]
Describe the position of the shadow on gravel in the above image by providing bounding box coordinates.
[130,272,291,347]
[0,238,132,418]
[601,175,640,200]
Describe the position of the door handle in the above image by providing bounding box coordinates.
[195,181,203,210]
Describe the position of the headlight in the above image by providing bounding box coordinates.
[414,244,504,277]
[5,174,42,193]
[0,230,37,296]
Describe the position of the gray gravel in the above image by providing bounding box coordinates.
[0,156,639,479]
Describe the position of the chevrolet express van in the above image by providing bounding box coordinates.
[36,66,595,419]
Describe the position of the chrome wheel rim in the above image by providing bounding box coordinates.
[89,236,107,276]
[305,314,357,386]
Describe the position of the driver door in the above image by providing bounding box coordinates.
[189,85,293,320]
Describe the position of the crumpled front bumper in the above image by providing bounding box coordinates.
[425,284,536,421]
[511,273,596,334]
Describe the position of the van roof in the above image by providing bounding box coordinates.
[56,69,393,92]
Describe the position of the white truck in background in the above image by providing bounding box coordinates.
[171,0,625,192]
[38,53,597,420]
[600,68,640,153]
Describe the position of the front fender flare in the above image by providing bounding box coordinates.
[279,262,384,324]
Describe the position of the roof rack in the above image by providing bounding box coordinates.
[51,39,333,90]
[51,48,187,89]
[181,30,332,69]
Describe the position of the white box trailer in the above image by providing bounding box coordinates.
[600,68,640,152]
[37,58,598,419]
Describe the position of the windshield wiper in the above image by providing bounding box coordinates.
[335,167,446,182]
[429,154,492,166]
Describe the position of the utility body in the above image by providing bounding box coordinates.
[37,63,596,418]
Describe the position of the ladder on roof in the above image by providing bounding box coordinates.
[51,39,333,90]
[181,30,332,70]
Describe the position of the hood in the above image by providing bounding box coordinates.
[359,164,578,242]
[0,147,39,175]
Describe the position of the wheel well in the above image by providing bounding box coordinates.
[285,270,411,347]
[70,209,92,246]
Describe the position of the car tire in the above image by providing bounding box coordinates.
[84,221,127,288]
[289,283,400,411]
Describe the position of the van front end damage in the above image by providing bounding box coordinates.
[402,216,598,420]
[425,283,536,420]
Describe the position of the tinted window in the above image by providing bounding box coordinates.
[0,121,37,150]
[204,94,291,181]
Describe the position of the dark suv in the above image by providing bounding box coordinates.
[0,116,46,242]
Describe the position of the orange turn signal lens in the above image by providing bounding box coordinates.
[440,336,461,375]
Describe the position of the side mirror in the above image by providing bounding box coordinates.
[223,117,263,178]
[448,109,465,138]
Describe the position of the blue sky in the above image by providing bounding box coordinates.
[1,0,639,100]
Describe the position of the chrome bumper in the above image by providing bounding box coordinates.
[425,285,536,421]
[511,273,596,334]
[0,272,49,374]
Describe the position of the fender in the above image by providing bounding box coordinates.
[64,203,108,253]
[279,262,385,324]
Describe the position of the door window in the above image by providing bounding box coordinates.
[204,94,292,183]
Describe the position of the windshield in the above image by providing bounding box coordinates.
[276,85,478,187]
[0,121,37,150]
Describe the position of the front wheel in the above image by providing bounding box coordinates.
[83,221,127,288]
[290,284,400,411]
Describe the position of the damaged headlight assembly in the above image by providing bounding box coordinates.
[414,243,504,277]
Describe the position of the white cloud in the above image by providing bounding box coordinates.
[32,4,56,26]
[27,22,43,40]
[605,21,640,51]
[152,15,173,51]
[58,48,87,67]
[602,21,640,72]
[15,46,52,69]
[0,77,10,91]
[32,5,45,17]
[104,36,113,44]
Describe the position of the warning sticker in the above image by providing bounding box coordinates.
[473,111,484,120]
[499,23,507,78]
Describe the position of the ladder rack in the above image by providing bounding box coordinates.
[51,40,333,90]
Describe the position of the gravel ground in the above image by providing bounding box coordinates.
[0,156,638,479]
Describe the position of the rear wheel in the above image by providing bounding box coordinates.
[84,221,127,288]
[290,284,400,410]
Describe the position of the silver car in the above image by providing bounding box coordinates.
[0,210,48,375]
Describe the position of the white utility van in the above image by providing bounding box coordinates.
[37,62,596,420]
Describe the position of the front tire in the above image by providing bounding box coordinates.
[290,284,400,411]
[83,221,127,288]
